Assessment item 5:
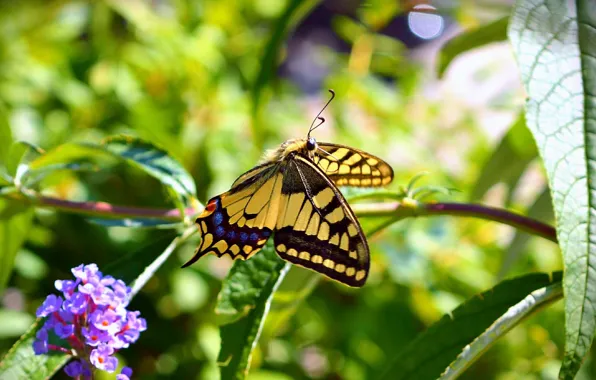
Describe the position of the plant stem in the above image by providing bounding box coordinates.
[1,192,557,243]
[351,201,557,243]
[3,192,197,221]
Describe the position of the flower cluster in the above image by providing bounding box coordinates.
[33,264,146,379]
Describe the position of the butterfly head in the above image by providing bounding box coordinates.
[306,136,317,152]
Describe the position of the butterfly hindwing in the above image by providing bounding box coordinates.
[182,164,282,267]
[315,143,394,187]
[273,155,369,287]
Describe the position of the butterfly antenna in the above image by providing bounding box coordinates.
[308,89,336,138]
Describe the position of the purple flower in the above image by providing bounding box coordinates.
[36,294,62,317]
[64,360,84,377]
[55,279,79,298]
[63,292,88,315]
[90,344,118,372]
[72,263,101,284]
[63,360,92,378]
[54,323,75,339]
[89,308,121,332]
[117,367,133,380]
[32,328,48,355]
[82,325,110,347]
[33,263,145,378]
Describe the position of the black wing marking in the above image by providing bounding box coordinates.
[273,155,370,287]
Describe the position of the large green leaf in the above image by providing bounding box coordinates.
[379,272,562,380]
[441,275,563,378]
[470,114,537,202]
[216,243,290,380]
[508,1,596,377]
[0,200,33,293]
[438,16,508,77]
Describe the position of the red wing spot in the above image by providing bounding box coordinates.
[200,197,220,217]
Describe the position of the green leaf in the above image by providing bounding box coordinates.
[508,1,596,377]
[102,136,197,202]
[216,243,290,379]
[379,272,562,380]
[0,200,33,293]
[252,0,320,116]
[0,103,12,165]
[28,136,197,214]
[441,275,563,379]
[470,114,537,202]
[0,321,69,380]
[437,16,508,77]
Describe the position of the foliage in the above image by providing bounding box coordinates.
[0,1,592,379]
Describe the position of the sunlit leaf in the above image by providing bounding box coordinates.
[509,1,596,377]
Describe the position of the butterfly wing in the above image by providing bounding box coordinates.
[182,163,282,267]
[314,143,394,187]
[273,155,369,287]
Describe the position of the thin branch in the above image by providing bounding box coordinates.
[2,192,557,243]
[351,201,557,243]
[3,192,197,221]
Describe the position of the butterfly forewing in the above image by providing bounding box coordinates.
[315,143,394,187]
[182,164,281,267]
[273,155,369,287]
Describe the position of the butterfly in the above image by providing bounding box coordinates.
[183,91,394,287]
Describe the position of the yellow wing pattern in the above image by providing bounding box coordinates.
[314,143,394,187]
[182,164,282,267]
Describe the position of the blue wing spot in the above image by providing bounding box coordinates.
[215,226,226,238]
[249,232,259,242]
[262,229,271,238]
[227,231,236,240]
[212,212,224,226]
[240,232,249,242]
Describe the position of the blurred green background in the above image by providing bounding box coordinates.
[0,0,574,379]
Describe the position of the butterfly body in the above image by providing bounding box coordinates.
[184,120,393,287]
